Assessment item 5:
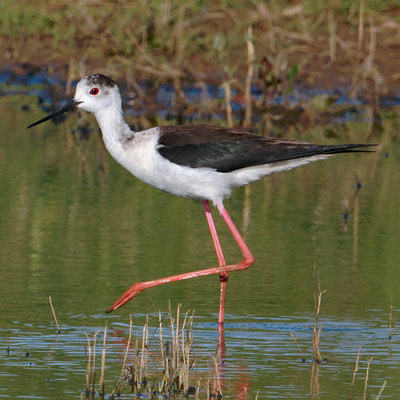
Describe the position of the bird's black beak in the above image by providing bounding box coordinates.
[27,99,82,129]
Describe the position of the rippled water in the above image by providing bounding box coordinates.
[1,77,400,398]
[1,313,398,398]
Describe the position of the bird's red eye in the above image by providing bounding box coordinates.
[90,88,99,95]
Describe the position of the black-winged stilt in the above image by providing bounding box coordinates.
[28,74,375,325]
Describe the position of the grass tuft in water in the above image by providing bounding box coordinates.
[289,268,389,400]
[82,304,233,399]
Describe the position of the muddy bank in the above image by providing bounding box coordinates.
[2,1,400,99]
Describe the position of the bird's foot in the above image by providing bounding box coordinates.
[106,283,144,313]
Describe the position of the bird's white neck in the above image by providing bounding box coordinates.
[94,106,134,148]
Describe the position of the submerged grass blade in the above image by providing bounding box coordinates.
[48,296,61,334]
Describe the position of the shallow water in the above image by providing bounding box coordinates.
[1,80,400,398]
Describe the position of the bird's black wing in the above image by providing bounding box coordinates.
[157,124,375,173]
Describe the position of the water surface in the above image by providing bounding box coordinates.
[0,88,399,398]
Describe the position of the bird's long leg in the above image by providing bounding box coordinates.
[203,200,229,326]
[106,202,255,313]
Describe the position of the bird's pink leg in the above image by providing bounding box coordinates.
[106,202,255,313]
[203,200,229,326]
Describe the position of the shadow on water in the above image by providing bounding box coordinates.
[1,68,400,398]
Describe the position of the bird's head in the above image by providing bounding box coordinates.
[74,74,121,114]
[27,74,121,128]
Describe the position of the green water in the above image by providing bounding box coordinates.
[1,94,400,398]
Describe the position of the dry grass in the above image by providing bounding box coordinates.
[81,304,235,399]
[48,295,61,334]
[349,346,362,399]
[310,267,325,399]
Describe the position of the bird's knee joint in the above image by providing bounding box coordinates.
[245,256,255,268]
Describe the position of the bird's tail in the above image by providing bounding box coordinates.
[321,143,378,155]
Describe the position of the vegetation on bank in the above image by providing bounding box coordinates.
[2,0,400,93]
[2,0,400,135]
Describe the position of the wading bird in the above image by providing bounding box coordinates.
[28,74,375,325]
